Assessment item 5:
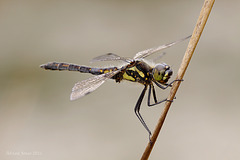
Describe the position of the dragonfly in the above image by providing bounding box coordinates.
[40,35,191,141]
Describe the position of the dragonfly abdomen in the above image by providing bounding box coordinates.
[87,67,119,75]
[40,62,118,75]
[40,62,84,71]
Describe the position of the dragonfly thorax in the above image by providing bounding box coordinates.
[152,63,172,84]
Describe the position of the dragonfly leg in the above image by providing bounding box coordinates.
[147,84,157,106]
[134,85,152,141]
[154,79,183,90]
[148,84,176,107]
[151,84,158,103]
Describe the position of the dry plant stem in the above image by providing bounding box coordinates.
[140,0,215,159]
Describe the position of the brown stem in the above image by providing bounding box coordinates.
[140,0,215,159]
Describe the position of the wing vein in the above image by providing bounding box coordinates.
[70,70,120,100]
[134,35,191,60]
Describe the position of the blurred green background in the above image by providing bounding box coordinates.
[0,0,239,159]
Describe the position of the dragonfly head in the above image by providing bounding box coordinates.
[152,63,172,84]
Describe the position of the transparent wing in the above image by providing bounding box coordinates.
[133,35,191,60]
[152,52,166,63]
[90,53,131,63]
[70,70,120,100]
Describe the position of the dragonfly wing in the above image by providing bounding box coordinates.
[90,53,131,63]
[133,35,191,60]
[70,70,120,100]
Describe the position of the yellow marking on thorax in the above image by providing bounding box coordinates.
[135,68,145,78]
[123,72,136,81]
[122,66,146,82]
[128,66,145,78]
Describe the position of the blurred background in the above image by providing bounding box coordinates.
[0,0,239,159]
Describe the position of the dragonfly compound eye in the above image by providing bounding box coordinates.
[152,64,166,81]
[152,63,172,83]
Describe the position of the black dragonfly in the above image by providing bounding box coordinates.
[40,35,190,141]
